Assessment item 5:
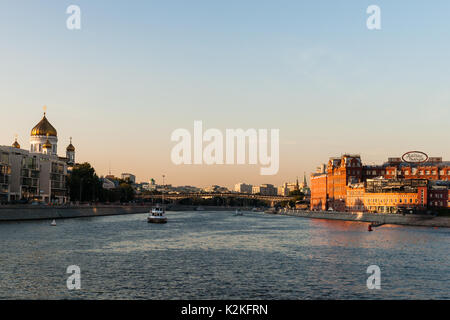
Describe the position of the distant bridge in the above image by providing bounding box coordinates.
[140,192,294,206]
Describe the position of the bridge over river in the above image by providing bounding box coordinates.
[140,193,295,207]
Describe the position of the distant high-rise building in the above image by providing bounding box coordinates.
[121,173,136,184]
[253,184,277,196]
[234,183,253,193]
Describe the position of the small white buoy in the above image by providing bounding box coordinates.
[51,219,57,226]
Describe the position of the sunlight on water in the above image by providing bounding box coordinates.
[0,211,448,299]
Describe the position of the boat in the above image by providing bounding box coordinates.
[148,174,168,224]
[195,206,205,211]
[234,209,243,216]
[147,206,167,224]
[51,219,57,226]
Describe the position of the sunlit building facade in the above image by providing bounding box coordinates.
[0,111,76,204]
[311,154,450,213]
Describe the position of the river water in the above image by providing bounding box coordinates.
[0,211,448,299]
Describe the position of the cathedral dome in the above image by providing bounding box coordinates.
[43,138,52,149]
[66,139,75,152]
[31,113,57,137]
[12,139,20,149]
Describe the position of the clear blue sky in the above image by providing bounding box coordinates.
[1,1,449,187]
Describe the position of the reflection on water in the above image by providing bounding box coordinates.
[0,211,448,299]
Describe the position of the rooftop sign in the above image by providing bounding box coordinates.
[402,151,429,164]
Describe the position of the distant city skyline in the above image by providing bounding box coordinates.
[1,1,449,188]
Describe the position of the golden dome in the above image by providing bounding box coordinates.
[67,137,75,152]
[43,138,52,149]
[31,113,57,137]
[12,139,20,149]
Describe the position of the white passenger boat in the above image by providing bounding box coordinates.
[147,206,167,224]
[148,175,168,224]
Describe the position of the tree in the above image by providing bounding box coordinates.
[119,183,135,202]
[288,190,305,207]
[67,162,102,202]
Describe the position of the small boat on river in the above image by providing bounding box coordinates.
[147,206,167,224]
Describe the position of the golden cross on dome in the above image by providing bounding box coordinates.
[43,105,47,115]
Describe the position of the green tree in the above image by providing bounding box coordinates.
[288,190,305,207]
[119,183,135,202]
[67,162,102,202]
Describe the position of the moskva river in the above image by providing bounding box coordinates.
[0,211,448,299]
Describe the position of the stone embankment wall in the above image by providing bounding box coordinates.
[0,205,152,222]
[283,210,450,228]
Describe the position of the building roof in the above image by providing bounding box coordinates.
[66,137,75,152]
[12,139,20,149]
[31,113,57,137]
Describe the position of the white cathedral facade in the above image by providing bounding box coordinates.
[0,111,76,204]
[28,111,76,164]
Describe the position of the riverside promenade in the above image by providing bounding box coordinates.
[0,204,152,222]
[282,209,450,228]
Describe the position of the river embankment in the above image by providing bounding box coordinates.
[1,204,448,228]
[282,210,450,228]
[0,205,152,222]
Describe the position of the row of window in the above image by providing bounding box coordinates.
[430,193,446,199]
[366,198,418,204]
[31,144,57,153]
[365,169,450,176]
[386,170,450,176]
[430,201,447,207]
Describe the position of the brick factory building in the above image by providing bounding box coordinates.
[310,153,450,213]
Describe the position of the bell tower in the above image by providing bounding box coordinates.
[66,137,76,165]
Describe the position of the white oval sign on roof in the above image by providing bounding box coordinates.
[402,151,429,163]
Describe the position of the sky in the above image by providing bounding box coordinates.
[0,0,449,188]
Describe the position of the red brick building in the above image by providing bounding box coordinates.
[311,154,362,211]
[428,185,450,208]
[346,179,429,213]
[310,173,327,210]
[310,153,450,212]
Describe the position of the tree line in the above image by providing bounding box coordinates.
[67,163,135,203]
